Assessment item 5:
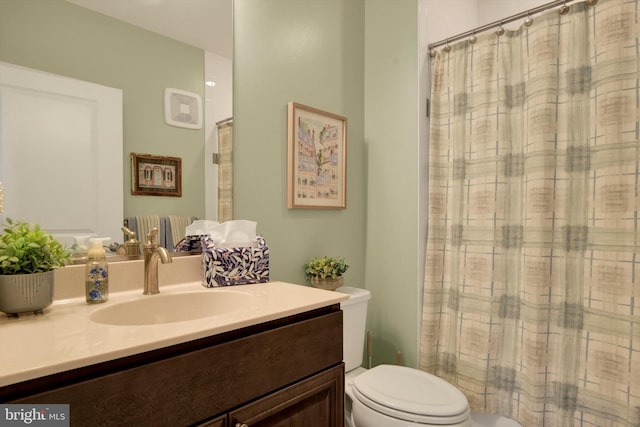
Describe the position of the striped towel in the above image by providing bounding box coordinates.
[126,215,195,249]
[133,215,161,246]
[164,215,196,249]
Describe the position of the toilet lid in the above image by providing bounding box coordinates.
[352,365,470,424]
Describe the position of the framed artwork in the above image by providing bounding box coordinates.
[131,153,182,197]
[287,102,347,209]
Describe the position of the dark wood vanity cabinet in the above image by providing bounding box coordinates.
[1,305,344,427]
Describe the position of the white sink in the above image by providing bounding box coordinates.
[89,291,254,326]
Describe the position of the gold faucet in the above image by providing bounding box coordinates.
[116,226,142,255]
[143,227,173,295]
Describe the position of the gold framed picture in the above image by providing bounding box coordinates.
[287,102,347,209]
[131,153,182,197]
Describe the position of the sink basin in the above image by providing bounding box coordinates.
[89,291,254,326]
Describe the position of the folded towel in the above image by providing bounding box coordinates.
[168,215,195,247]
[126,215,196,249]
[135,215,161,245]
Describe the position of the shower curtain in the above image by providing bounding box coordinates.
[420,0,640,426]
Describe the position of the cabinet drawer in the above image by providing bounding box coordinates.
[197,414,226,427]
[11,310,343,427]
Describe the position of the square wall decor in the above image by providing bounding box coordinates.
[164,88,202,129]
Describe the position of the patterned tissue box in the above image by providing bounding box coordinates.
[201,235,270,287]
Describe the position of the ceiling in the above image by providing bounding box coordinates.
[67,0,233,59]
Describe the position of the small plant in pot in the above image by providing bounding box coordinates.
[304,256,350,291]
[0,218,71,316]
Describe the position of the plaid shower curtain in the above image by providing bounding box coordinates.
[420,0,640,425]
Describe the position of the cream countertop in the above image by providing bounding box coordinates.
[0,257,348,387]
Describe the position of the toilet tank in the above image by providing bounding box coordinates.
[338,287,371,372]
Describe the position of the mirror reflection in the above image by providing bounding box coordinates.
[0,0,233,254]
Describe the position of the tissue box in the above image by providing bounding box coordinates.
[201,235,270,287]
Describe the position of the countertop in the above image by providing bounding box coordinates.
[0,281,348,387]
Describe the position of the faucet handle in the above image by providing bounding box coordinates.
[121,226,138,242]
[146,227,160,246]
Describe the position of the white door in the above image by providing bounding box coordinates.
[0,61,123,247]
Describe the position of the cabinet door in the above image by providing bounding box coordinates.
[229,364,344,427]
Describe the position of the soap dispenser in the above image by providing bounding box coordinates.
[86,238,109,304]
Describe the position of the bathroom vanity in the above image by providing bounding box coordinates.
[0,279,347,426]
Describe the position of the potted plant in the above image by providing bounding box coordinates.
[0,218,71,316]
[304,256,350,291]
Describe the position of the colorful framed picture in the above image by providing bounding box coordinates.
[287,102,347,209]
[131,153,182,197]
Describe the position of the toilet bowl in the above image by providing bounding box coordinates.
[348,364,471,427]
[339,287,471,427]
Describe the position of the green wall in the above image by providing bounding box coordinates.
[363,0,420,367]
[233,0,366,288]
[0,0,205,219]
[234,0,420,367]
[1,0,421,369]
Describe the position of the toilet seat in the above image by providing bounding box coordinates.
[352,365,470,425]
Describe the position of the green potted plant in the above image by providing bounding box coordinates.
[304,256,350,291]
[0,218,71,316]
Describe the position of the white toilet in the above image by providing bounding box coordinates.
[339,287,472,427]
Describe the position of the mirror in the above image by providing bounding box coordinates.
[0,0,232,251]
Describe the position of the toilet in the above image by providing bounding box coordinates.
[338,287,472,427]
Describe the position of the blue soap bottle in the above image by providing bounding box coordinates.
[86,238,109,304]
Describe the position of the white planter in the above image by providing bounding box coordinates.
[0,271,54,316]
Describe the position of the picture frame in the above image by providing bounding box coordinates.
[287,102,347,209]
[131,153,182,197]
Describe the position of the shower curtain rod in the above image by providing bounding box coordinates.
[428,0,592,51]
